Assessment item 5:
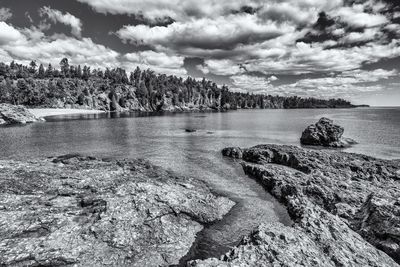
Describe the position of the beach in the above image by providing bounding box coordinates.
[28,108,105,118]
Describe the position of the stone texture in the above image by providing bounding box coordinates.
[0,155,234,267]
[192,145,400,266]
[0,103,44,125]
[300,117,356,147]
[191,198,397,267]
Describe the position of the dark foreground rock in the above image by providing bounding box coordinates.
[0,103,44,125]
[192,145,400,266]
[300,117,356,147]
[0,155,234,266]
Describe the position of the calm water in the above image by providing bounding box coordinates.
[1,107,399,261]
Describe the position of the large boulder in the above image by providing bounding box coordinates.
[0,103,44,125]
[300,117,355,147]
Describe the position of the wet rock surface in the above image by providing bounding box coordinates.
[0,104,44,125]
[0,155,234,266]
[300,117,356,147]
[192,144,400,266]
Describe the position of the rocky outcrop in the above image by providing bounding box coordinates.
[192,198,397,267]
[0,103,44,125]
[192,145,400,266]
[300,117,356,147]
[0,155,234,266]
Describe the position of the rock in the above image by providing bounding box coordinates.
[221,147,243,159]
[185,128,197,133]
[300,117,356,147]
[0,104,44,125]
[0,155,234,266]
[191,198,397,267]
[211,144,400,266]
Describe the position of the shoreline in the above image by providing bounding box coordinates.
[192,145,400,266]
[28,108,106,118]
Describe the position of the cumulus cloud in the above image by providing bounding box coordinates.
[117,14,293,51]
[123,51,186,76]
[39,6,83,37]
[0,21,188,77]
[0,22,23,45]
[231,69,398,99]
[334,6,388,28]
[0,21,118,68]
[0,7,12,21]
[198,59,245,76]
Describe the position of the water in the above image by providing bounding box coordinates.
[1,107,399,261]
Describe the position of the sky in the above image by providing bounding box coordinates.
[0,0,399,106]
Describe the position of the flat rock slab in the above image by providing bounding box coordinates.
[0,155,234,266]
[192,145,400,266]
[0,104,44,125]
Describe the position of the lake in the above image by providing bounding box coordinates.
[1,107,399,261]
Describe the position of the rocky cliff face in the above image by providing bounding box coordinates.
[193,145,400,266]
[0,155,234,266]
[0,103,44,125]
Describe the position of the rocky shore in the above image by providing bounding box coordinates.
[192,145,400,266]
[0,155,234,266]
[0,103,44,125]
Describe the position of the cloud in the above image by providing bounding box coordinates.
[231,69,398,99]
[39,6,83,38]
[334,5,388,28]
[0,21,188,77]
[116,14,293,51]
[123,51,187,76]
[0,7,12,21]
[198,59,245,76]
[0,22,23,45]
[0,22,118,68]
[77,0,266,20]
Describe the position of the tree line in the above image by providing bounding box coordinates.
[0,59,354,111]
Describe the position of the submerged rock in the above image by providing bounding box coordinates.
[0,155,234,266]
[185,128,197,133]
[192,144,400,266]
[0,103,44,125]
[300,117,356,147]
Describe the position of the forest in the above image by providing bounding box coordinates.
[0,59,354,112]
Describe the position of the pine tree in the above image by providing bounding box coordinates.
[60,58,69,77]
[76,65,82,78]
[45,63,53,78]
[29,61,37,74]
[38,64,45,78]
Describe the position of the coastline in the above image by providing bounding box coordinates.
[28,108,106,118]
[192,145,400,266]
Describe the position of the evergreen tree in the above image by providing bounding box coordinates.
[29,61,37,74]
[76,65,82,78]
[60,58,69,77]
[38,64,45,78]
[45,63,53,78]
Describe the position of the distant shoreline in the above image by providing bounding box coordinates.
[28,108,105,118]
